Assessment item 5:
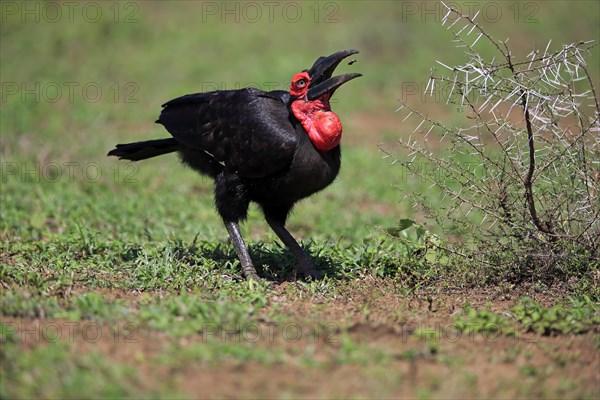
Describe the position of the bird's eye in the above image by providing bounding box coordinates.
[296,79,307,88]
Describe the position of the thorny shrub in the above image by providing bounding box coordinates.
[387,4,599,289]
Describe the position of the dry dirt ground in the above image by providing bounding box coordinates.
[4,279,599,399]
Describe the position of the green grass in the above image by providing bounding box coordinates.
[1,339,153,399]
[453,297,600,337]
[1,1,599,398]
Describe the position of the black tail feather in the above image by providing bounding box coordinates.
[107,138,179,161]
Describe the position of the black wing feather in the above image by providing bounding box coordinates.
[157,88,298,178]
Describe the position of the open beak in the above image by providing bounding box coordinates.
[306,49,362,101]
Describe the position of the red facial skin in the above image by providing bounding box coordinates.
[290,72,310,98]
[290,72,343,152]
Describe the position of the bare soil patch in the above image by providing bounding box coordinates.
[4,283,598,398]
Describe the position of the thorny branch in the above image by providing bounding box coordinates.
[391,4,599,259]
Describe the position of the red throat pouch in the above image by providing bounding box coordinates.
[292,100,343,151]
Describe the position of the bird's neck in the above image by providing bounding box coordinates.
[291,98,342,151]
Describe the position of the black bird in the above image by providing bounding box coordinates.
[108,50,361,281]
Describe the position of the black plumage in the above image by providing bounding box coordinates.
[108,50,361,280]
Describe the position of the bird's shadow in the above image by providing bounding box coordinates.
[191,241,337,283]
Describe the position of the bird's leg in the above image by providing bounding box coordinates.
[224,221,260,281]
[263,209,322,279]
[215,173,259,281]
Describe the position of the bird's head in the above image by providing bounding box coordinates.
[290,49,361,151]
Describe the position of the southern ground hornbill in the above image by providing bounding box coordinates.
[108,49,361,281]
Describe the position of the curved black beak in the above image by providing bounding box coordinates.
[306,49,361,101]
[307,73,362,101]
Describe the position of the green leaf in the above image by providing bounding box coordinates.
[397,219,416,231]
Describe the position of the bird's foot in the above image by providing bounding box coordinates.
[243,268,276,287]
[244,270,261,282]
[243,266,262,282]
[295,260,324,280]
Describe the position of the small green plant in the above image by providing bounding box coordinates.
[334,332,391,365]
[385,218,442,259]
[453,306,516,336]
[453,297,599,337]
[512,297,599,335]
